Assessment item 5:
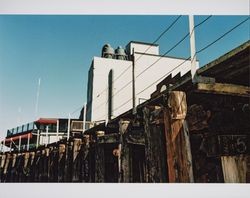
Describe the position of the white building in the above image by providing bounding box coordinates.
[86,41,198,122]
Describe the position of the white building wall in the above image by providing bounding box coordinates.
[127,42,159,55]
[91,57,133,121]
[133,53,199,105]
[89,42,199,122]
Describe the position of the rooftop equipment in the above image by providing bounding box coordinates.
[115,46,127,60]
[102,44,115,59]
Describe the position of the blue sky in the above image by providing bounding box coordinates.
[0,15,249,139]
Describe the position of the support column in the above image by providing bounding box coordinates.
[118,120,130,183]
[163,91,194,182]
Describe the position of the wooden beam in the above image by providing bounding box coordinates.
[195,83,250,97]
[97,133,119,144]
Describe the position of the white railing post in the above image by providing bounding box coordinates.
[27,133,30,151]
[36,130,40,148]
[56,120,59,141]
[18,136,22,152]
[67,113,71,140]
[46,126,49,146]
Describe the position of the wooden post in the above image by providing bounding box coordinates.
[95,132,105,182]
[163,91,194,182]
[118,120,130,183]
[64,141,73,182]
[58,143,66,182]
[72,138,82,182]
[143,106,167,182]
[81,135,90,182]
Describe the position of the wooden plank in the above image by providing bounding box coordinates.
[195,83,250,97]
[221,155,249,183]
[97,133,120,144]
[163,91,194,182]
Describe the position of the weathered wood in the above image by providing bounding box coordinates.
[221,155,249,183]
[97,133,119,144]
[143,107,167,182]
[58,144,66,182]
[195,83,250,97]
[163,91,194,182]
[81,135,90,182]
[72,138,82,182]
[94,143,105,182]
[186,104,210,132]
[64,141,73,182]
[118,120,130,183]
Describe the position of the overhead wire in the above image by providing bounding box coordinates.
[88,15,183,115]
[111,15,212,104]
[135,16,249,97]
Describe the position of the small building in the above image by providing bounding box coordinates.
[86,41,199,122]
[1,118,85,152]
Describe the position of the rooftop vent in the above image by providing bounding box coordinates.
[115,46,127,60]
[102,44,114,59]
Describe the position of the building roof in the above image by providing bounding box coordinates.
[127,41,159,47]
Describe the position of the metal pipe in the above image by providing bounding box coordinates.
[188,15,198,82]
[132,48,136,114]
[83,103,87,133]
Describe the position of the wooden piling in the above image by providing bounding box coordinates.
[163,91,194,182]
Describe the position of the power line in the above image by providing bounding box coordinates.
[89,15,182,113]
[113,98,133,112]
[111,15,212,100]
[112,15,183,84]
[135,16,249,97]
[196,16,249,54]
[135,15,212,79]
[136,57,191,96]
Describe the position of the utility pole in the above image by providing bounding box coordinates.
[132,48,136,114]
[189,15,198,83]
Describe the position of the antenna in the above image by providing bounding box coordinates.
[35,78,41,119]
